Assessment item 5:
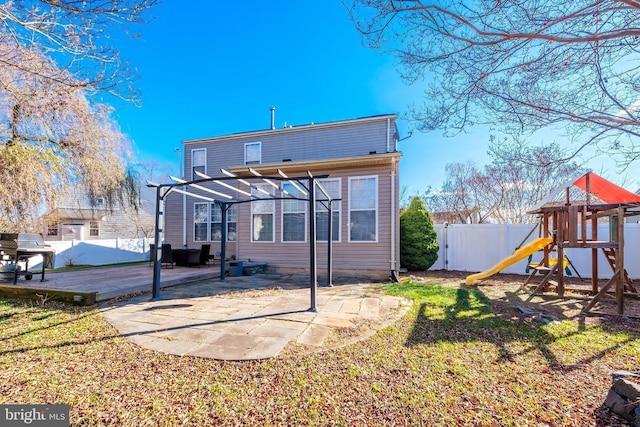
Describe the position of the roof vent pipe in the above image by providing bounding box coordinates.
[270,106,276,130]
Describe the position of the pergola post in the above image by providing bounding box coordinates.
[309,177,317,312]
[219,201,228,283]
[152,185,167,300]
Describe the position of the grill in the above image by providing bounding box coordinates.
[0,233,55,284]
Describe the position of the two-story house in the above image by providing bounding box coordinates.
[163,114,402,281]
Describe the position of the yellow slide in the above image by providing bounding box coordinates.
[465,237,553,285]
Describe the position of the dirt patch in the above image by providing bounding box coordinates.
[406,270,640,332]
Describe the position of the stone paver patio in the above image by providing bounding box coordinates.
[100,275,412,360]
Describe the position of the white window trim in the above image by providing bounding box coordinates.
[47,221,59,237]
[281,183,308,243]
[244,142,262,165]
[251,184,275,242]
[89,221,100,237]
[191,148,207,180]
[316,177,342,243]
[212,204,237,242]
[193,202,210,242]
[348,175,378,243]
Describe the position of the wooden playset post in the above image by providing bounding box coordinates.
[591,210,599,294]
[616,206,625,315]
[557,209,565,296]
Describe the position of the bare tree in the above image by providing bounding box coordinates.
[424,139,585,223]
[423,162,497,223]
[344,0,640,168]
[0,1,157,231]
[0,0,157,103]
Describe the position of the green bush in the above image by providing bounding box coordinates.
[400,196,439,270]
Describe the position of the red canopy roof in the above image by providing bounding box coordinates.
[573,172,640,204]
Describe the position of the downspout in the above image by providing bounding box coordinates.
[182,191,187,247]
[390,156,400,282]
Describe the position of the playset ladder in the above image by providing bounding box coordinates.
[601,248,636,293]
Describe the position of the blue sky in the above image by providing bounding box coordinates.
[110,2,637,196]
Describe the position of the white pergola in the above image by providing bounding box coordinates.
[148,169,337,312]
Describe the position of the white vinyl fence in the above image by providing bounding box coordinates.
[18,223,640,279]
[33,238,152,269]
[430,223,640,279]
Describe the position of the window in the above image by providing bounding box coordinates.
[211,204,237,241]
[195,203,237,242]
[316,178,341,242]
[227,206,237,241]
[89,221,100,237]
[211,204,222,241]
[194,203,208,242]
[191,148,206,180]
[244,142,261,165]
[47,222,59,237]
[282,183,306,242]
[349,176,377,242]
[251,184,274,242]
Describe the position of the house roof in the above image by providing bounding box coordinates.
[50,208,109,221]
[529,171,640,212]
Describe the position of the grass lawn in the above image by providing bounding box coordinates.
[1,272,639,426]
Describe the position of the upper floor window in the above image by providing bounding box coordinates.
[316,178,341,242]
[282,182,306,242]
[244,142,261,165]
[349,176,377,242]
[192,148,206,180]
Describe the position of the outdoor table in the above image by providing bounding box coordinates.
[172,249,201,267]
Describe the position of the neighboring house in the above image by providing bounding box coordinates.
[164,114,402,280]
[43,185,156,240]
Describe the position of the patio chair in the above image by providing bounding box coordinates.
[199,244,213,267]
[161,243,175,269]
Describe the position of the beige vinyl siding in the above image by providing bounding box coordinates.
[163,191,183,247]
[183,116,396,168]
[165,159,398,277]
[164,115,401,278]
[235,163,395,277]
[257,121,391,163]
